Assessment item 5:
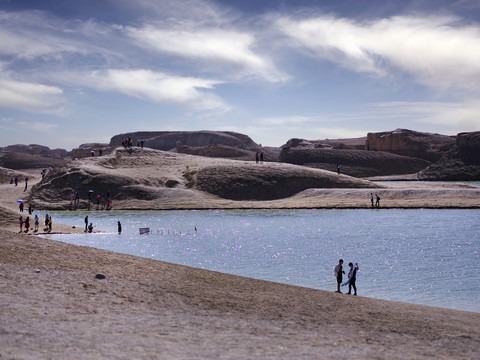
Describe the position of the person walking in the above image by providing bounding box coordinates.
[370,193,374,208]
[334,259,345,293]
[346,262,359,295]
[375,194,380,208]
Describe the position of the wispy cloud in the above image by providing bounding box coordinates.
[276,14,480,91]
[126,26,287,83]
[0,77,64,114]
[84,69,230,113]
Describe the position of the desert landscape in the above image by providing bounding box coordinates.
[1,129,480,359]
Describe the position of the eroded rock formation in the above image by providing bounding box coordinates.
[366,129,455,162]
[418,131,480,181]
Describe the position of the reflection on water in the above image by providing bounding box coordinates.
[43,208,480,313]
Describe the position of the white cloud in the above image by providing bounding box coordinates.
[0,78,64,114]
[276,14,480,91]
[85,69,230,113]
[126,26,288,83]
[366,101,480,131]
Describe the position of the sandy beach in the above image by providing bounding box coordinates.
[1,154,480,359]
[1,229,480,360]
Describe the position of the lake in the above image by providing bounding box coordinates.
[42,208,480,313]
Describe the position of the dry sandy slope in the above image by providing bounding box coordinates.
[1,230,479,360]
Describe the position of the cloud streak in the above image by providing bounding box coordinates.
[86,69,230,113]
[276,14,480,91]
[0,77,64,114]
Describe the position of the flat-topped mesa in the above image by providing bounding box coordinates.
[109,130,262,151]
[365,129,455,162]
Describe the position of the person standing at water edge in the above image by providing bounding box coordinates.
[118,221,122,234]
[370,193,374,208]
[375,194,380,208]
[84,215,88,232]
[34,214,39,232]
[334,259,345,293]
[346,262,359,295]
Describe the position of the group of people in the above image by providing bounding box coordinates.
[10,176,29,191]
[70,191,112,211]
[121,137,144,148]
[334,259,359,295]
[18,214,42,233]
[84,215,122,234]
[370,193,381,208]
[90,149,103,157]
[255,152,264,163]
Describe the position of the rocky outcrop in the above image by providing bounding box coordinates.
[0,166,31,184]
[0,144,69,159]
[110,131,262,152]
[0,153,67,170]
[279,139,431,177]
[30,147,380,209]
[71,143,112,159]
[366,129,455,162]
[418,131,480,181]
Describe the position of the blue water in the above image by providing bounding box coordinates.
[43,209,480,313]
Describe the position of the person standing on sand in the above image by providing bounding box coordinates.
[48,216,52,233]
[19,202,24,212]
[24,216,30,233]
[345,262,359,295]
[334,259,345,293]
[375,194,380,208]
[34,214,39,232]
[24,177,28,192]
[19,216,23,233]
[14,177,18,186]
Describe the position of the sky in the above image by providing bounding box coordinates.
[1,0,480,150]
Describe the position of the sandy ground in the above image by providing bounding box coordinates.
[1,163,480,359]
[1,230,479,360]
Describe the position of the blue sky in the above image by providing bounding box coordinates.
[1,0,479,150]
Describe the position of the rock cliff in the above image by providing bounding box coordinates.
[279,139,431,177]
[366,129,455,162]
[418,131,480,181]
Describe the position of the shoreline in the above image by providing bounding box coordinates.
[1,229,480,359]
